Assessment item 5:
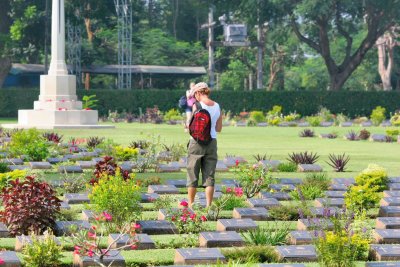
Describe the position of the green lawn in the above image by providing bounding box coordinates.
[1,119,399,177]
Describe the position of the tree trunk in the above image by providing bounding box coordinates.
[84,17,93,90]
[376,33,396,91]
[172,0,179,38]
[0,57,11,88]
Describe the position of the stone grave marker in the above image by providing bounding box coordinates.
[55,221,91,236]
[137,220,177,235]
[3,158,23,165]
[47,157,64,164]
[7,165,30,171]
[0,223,10,238]
[76,161,96,169]
[370,134,387,142]
[379,206,400,217]
[298,164,323,172]
[361,121,373,127]
[174,248,225,265]
[148,185,179,194]
[369,244,400,260]
[314,198,345,208]
[319,134,333,139]
[340,122,353,127]
[257,122,268,127]
[73,251,125,267]
[58,165,83,173]
[247,198,280,208]
[199,231,244,248]
[275,245,317,262]
[329,184,350,191]
[308,207,339,218]
[141,193,159,203]
[216,219,258,232]
[278,122,290,127]
[15,235,61,252]
[366,262,400,266]
[380,197,400,206]
[158,208,194,221]
[389,177,400,183]
[388,183,400,190]
[376,217,400,229]
[0,251,22,267]
[108,233,155,250]
[324,191,346,198]
[298,122,310,127]
[331,178,355,184]
[260,191,291,201]
[220,179,238,187]
[232,207,268,221]
[320,121,333,127]
[156,163,180,173]
[215,160,229,172]
[381,121,392,127]
[288,231,313,245]
[278,178,302,185]
[81,210,95,221]
[223,157,236,168]
[166,179,187,188]
[29,161,52,169]
[270,184,296,191]
[196,191,223,199]
[64,193,90,204]
[297,219,334,231]
[374,229,400,244]
[79,151,99,158]
[235,121,246,127]
[60,201,71,210]
[384,191,400,198]
[259,265,306,267]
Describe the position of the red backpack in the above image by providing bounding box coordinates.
[189,102,212,145]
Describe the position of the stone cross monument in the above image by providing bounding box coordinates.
[5,0,111,129]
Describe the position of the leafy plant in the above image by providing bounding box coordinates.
[222,245,280,263]
[385,135,394,143]
[327,153,350,172]
[288,151,319,164]
[370,106,386,126]
[253,153,268,161]
[129,140,151,150]
[166,201,207,234]
[86,136,105,149]
[89,173,142,230]
[152,195,175,210]
[0,169,27,191]
[82,94,98,109]
[9,129,50,161]
[155,234,198,249]
[306,116,323,126]
[303,172,331,190]
[135,176,161,187]
[91,156,130,185]
[268,204,310,221]
[113,146,139,161]
[345,184,381,213]
[163,108,183,121]
[390,112,400,126]
[277,162,297,172]
[248,111,266,125]
[221,189,247,210]
[207,194,234,221]
[124,112,135,123]
[22,231,63,267]
[326,132,338,139]
[299,128,315,137]
[0,162,9,173]
[56,172,90,194]
[355,164,388,192]
[346,130,359,141]
[0,176,61,236]
[290,184,325,200]
[358,129,370,140]
[242,223,290,246]
[42,132,63,144]
[233,163,274,198]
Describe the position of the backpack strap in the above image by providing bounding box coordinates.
[195,101,202,111]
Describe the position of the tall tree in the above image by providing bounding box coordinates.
[376,27,399,91]
[0,1,12,88]
[276,0,400,91]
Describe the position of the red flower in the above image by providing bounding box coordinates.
[134,223,141,230]
[190,213,196,220]
[84,108,92,110]
[88,232,97,239]
[74,246,81,255]
[180,200,188,207]
[102,212,112,221]
[200,215,207,222]
[226,187,232,193]
[130,244,138,250]
[87,249,94,257]
[235,160,239,166]
[180,216,187,222]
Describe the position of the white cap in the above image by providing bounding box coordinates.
[189,82,208,96]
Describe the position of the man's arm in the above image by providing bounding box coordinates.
[216,113,222,132]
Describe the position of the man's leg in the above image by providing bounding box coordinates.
[201,139,218,207]
[187,186,197,208]
[186,140,204,208]
[205,186,214,208]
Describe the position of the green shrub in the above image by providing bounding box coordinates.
[0,162,9,173]
[344,184,381,212]
[277,162,297,172]
[136,176,162,187]
[223,195,247,210]
[355,164,388,192]
[0,170,27,191]
[303,172,331,190]
[233,163,274,198]
[386,128,400,137]
[268,204,309,221]
[283,112,301,122]
[113,146,139,161]
[222,245,280,263]
[164,108,183,121]
[22,232,63,267]
[89,173,142,228]
[390,112,400,126]
[370,106,386,125]
[241,222,290,246]
[290,184,325,200]
[249,111,265,123]
[9,129,50,161]
[306,116,323,126]
[152,195,175,210]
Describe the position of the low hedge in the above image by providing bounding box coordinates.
[1,89,400,117]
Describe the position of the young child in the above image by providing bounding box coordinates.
[185,82,196,129]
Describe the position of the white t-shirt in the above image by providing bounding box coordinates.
[199,101,220,139]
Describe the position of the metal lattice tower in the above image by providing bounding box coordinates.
[114,0,133,89]
[67,21,82,88]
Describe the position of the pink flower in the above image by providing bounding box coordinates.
[74,246,81,255]
[88,232,97,239]
[200,215,207,222]
[235,160,239,166]
[134,223,141,230]
[190,213,196,220]
[180,200,188,207]
[180,216,187,222]
[61,99,66,102]
[102,212,112,221]
[87,249,94,257]
[226,187,232,193]
[130,244,138,250]
[0,258,5,264]
[101,249,110,256]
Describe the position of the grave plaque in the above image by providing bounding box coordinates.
[223,157,236,168]
[64,193,90,204]
[331,178,355,184]
[58,165,83,173]
[340,122,353,127]
[388,183,400,190]
[156,163,180,173]
[384,191,400,198]
[215,161,229,172]
[260,265,306,267]
[376,217,400,229]
[7,165,30,171]
[15,235,61,252]
[366,262,400,267]
[259,160,281,171]
[3,158,23,165]
[257,122,268,127]
[288,231,313,245]
[369,244,400,261]
[73,251,125,267]
[141,193,159,203]
[232,208,268,221]
[216,219,258,232]
[297,219,334,231]
[324,191,346,198]
[370,134,387,142]
[235,122,246,127]
[166,179,187,188]
[137,220,177,235]
[298,122,310,127]
[29,161,52,169]
[0,251,22,267]
[361,121,373,127]
[389,177,400,183]
[47,157,64,164]
[247,198,280,208]
[174,248,225,265]
[148,185,179,194]
[196,191,222,200]
[320,122,333,127]
[0,222,10,238]
[199,231,245,247]
[76,161,96,169]
[119,162,133,173]
[259,191,291,201]
[81,210,95,221]
[275,245,317,262]
[298,164,323,172]
[55,221,91,236]
[314,198,345,208]
[270,184,296,191]
[60,201,71,210]
[381,121,392,127]
[380,197,400,207]
[278,178,302,185]
[374,229,400,244]
[108,233,156,250]
[379,206,400,217]
[221,179,237,186]
[329,184,350,191]
[309,207,338,218]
